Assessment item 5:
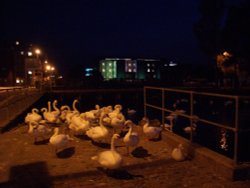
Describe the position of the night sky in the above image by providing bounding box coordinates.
[0,0,240,75]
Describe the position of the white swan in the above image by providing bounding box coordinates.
[165,115,175,132]
[110,113,126,133]
[25,108,42,124]
[171,144,187,161]
[51,99,60,117]
[91,134,123,169]
[108,104,122,119]
[41,107,57,123]
[86,112,109,143]
[69,113,90,134]
[65,99,79,124]
[183,123,197,134]
[142,117,162,140]
[123,120,139,155]
[59,105,71,122]
[49,127,73,153]
[28,121,51,143]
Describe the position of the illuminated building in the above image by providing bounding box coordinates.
[99,58,163,81]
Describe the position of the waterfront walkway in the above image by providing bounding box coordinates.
[0,123,250,188]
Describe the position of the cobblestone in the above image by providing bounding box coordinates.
[0,123,250,188]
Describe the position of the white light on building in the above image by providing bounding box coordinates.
[16,79,20,83]
[169,61,177,66]
[28,71,32,75]
[27,52,33,56]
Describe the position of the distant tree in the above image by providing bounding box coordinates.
[194,0,250,88]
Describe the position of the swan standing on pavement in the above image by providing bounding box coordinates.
[86,112,109,143]
[28,121,51,143]
[25,108,42,124]
[59,105,71,122]
[91,134,123,169]
[65,99,80,124]
[49,127,73,153]
[123,120,139,155]
[171,144,187,161]
[69,113,90,134]
[142,117,162,140]
[41,107,57,123]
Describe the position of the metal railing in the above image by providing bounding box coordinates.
[144,86,250,165]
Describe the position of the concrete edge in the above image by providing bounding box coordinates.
[162,130,250,180]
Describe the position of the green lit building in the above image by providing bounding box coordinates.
[99,58,162,81]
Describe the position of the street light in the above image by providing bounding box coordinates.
[35,49,41,56]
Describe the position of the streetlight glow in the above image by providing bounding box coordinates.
[46,65,51,71]
[35,49,41,55]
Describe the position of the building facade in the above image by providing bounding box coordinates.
[99,58,163,81]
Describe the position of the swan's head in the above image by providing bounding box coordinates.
[124,120,133,127]
[53,127,60,134]
[41,108,47,112]
[114,104,122,110]
[112,133,120,140]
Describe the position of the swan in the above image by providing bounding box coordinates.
[123,120,139,155]
[25,108,42,124]
[41,107,57,123]
[86,112,109,143]
[51,99,60,117]
[59,105,71,122]
[110,113,126,134]
[142,117,162,140]
[49,127,73,153]
[108,104,122,119]
[28,121,51,143]
[127,108,136,116]
[91,134,123,169]
[69,113,90,134]
[65,99,79,124]
[183,123,197,134]
[165,115,175,132]
[171,144,187,161]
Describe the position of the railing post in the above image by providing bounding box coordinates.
[144,87,146,117]
[234,96,239,165]
[162,88,165,127]
[190,91,194,142]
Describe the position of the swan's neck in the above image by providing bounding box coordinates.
[128,124,133,135]
[48,102,51,112]
[32,108,39,114]
[53,101,59,112]
[73,100,78,111]
[144,120,149,128]
[60,105,70,111]
[28,123,33,133]
[111,136,116,151]
[41,108,48,113]
[53,128,59,137]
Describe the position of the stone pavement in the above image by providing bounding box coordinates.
[0,123,250,188]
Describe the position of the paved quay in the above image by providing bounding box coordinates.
[0,123,250,188]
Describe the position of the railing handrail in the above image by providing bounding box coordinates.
[144,86,243,165]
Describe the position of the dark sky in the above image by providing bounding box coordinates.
[1,0,231,74]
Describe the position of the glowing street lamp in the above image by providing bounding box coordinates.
[35,49,41,55]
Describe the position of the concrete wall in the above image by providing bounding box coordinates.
[0,88,43,131]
